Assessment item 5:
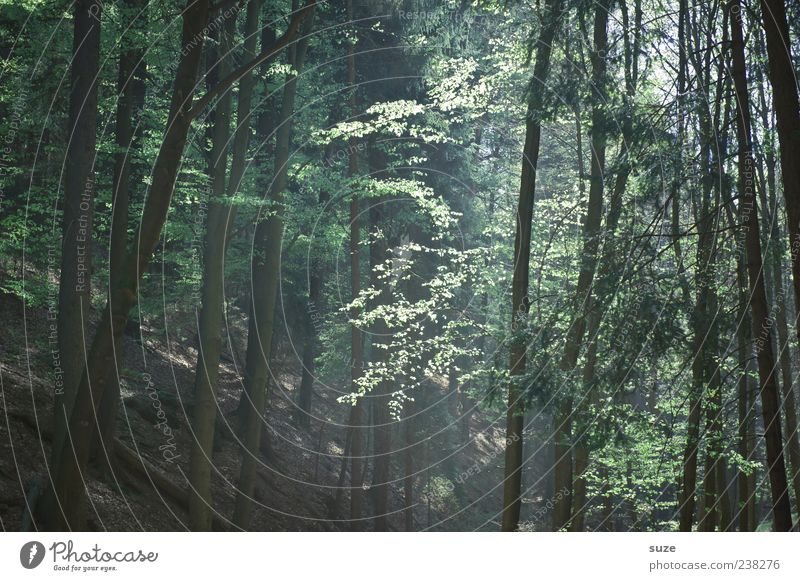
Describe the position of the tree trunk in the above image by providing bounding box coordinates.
[730,0,793,531]
[232,6,315,528]
[754,33,800,515]
[188,12,238,531]
[295,288,319,429]
[679,0,718,531]
[501,0,564,532]
[344,1,365,526]
[553,0,610,532]
[758,1,800,395]
[95,0,147,469]
[52,0,102,481]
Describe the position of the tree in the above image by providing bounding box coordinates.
[345,0,365,526]
[729,0,793,531]
[233,2,316,528]
[553,0,611,532]
[188,9,239,532]
[758,0,800,364]
[51,0,102,484]
[95,0,148,469]
[502,0,564,532]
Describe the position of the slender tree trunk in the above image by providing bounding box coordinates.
[570,309,598,532]
[701,35,730,531]
[553,0,610,532]
[721,135,758,532]
[233,6,315,528]
[404,401,415,531]
[730,0,793,530]
[52,0,102,481]
[679,0,718,531]
[758,0,800,386]
[754,33,800,514]
[188,0,260,529]
[738,315,756,531]
[344,2,365,526]
[502,0,564,532]
[188,13,238,531]
[95,0,147,468]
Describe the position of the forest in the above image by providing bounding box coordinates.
[0,0,799,533]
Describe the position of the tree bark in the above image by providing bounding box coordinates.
[758,1,800,393]
[754,30,800,516]
[344,0,365,527]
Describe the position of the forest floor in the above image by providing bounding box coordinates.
[0,289,551,531]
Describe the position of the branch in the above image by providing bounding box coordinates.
[188,0,317,120]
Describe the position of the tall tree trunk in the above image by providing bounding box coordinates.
[52,0,102,482]
[95,0,147,468]
[345,0,365,526]
[553,0,610,532]
[571,0,641,531]
[188,12,238,531]
[700,32,729,531]
[754,32,800,515]
[232,5,315,528]
[758,0,800,385]
[679,0,717,531]
[730,0,793,530]
[722,134,758,532]
[501,0,564,532]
